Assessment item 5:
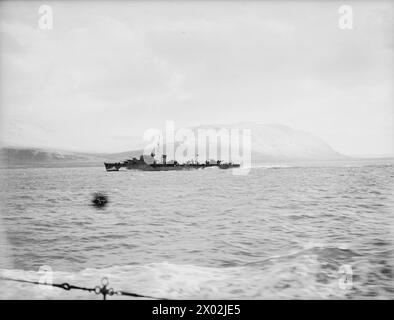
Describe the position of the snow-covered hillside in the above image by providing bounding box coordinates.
[0,123,342,166]
[189,123,341,161]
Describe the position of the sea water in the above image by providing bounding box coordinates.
[0,159,393,299]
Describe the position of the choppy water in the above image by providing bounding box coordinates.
[0,159,393,299]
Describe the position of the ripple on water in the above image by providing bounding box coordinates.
[0,161,393,298]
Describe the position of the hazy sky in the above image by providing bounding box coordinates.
[0,0,393,155]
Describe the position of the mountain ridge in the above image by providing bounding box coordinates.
[0,123,344,167]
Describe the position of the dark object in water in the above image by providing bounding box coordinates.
[92,192,108,207]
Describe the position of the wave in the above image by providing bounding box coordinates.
[0,257,352,300]
[252,164,296,169]
[1,238,392,299]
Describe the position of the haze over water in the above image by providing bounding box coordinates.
[0,159,393,299]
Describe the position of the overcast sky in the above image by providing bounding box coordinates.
[0,0,393,155]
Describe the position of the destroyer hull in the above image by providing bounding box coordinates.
[104,162,240,172]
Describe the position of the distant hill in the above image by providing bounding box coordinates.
[0,147,147,168]
[193,123,342,161]
[0,147,101,167]
[162,123,342,162]
[0,123,343,167]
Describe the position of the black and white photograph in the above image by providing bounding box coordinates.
[0,0,393,306]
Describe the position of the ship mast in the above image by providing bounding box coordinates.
[152,139,167,165]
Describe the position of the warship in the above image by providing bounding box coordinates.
[104,152,240,172]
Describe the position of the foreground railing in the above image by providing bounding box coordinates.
[0,275,168,300]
